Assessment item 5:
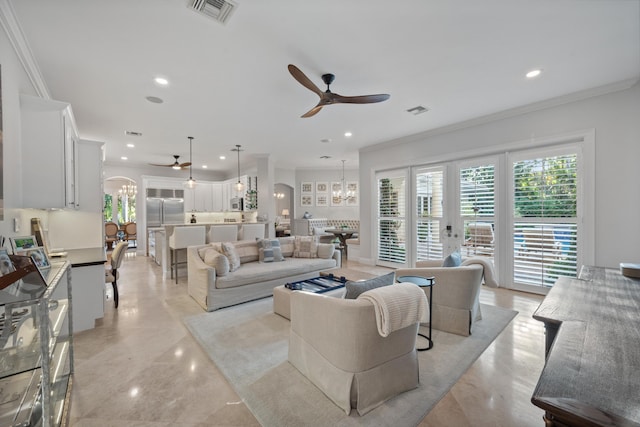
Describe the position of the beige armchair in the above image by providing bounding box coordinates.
[396,260,484,336]
[288,286,424,416]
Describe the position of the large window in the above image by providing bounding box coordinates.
[511,151,578,288]
[415,167,444,260]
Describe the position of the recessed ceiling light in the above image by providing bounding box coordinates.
[146,96,164,104]
[121,156,128,160]
[126,143,135,148]
[202,165,208,169]
[526,69,542,78]
[154,77,169,86]
[320,138,332,143]
[344,132,352,138]
[219,155,226,160]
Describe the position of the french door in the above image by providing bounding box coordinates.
[374,139,589,292]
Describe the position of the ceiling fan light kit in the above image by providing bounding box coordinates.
[287,64,390,118]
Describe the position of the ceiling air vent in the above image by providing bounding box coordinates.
[190,0,237,24]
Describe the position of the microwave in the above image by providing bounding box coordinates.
[230,197,243,211]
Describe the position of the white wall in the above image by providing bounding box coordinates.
[359,83,640,268]
[295,168,360,220]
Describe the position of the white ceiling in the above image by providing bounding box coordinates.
[10,0,640,177]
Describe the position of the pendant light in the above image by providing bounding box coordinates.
[332,160,355,202]
[185,136,196,189]
[232,144,244,192]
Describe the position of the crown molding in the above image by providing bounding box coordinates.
[0,0,50,98]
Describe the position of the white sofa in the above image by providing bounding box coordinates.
[187,236,341,311]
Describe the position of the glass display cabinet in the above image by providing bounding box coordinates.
[0,260,73,427]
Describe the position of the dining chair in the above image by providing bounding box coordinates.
[105,221,119,250]
[123,222,137,247]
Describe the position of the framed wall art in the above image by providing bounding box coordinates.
[316,194,329,207]
[315,182,328,194]
[301,182,313,194]
[301,194,313,207]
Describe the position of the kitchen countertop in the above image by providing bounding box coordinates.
[55,247,107,267]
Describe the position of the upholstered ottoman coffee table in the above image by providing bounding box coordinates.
[273,268,378,320]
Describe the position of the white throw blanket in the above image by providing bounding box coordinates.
[359,283,429,337]
[461,257,499,288]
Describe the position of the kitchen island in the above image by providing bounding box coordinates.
[154,221,269,277]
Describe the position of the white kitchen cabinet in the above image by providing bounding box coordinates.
[20,94,79,209]
[76,139,104,212]
[211,183,223,211]
[185,183,214,212]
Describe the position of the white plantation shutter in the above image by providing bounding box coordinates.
[416,167,444,260]
[460,164,495,256]
[512,153,578,287]
[377,170,407,267]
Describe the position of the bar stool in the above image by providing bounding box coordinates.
[239,223,265,241]
[169,226,206,284]
[208,225,238,243]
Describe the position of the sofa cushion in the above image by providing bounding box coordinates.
[203,248,230,276]
[233,240,260,263]
[198,243,222,259]
[294,236,319,258]
[222,242,241,272]
[278,236,295,257]
[316,243,335,259]
[344,271,396,299]
[442,251,462,267]
[215,257,338,289]
[257,238,285,263]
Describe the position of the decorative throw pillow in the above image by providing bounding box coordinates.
[278,237,295,257]
[316,243,335,259]
[345,271,396,299]
[442,251,462,267]
[203,248,230,276]
[313,226,326,235]
[221,242,241,272]
[256,239,285,263]
[294,236,319,258]
[198,243,222,260]
[233,240,259,263]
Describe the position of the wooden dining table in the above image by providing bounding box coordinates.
[325,228,358,259]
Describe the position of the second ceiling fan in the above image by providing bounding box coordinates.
[149,155,191,170]
[288,64,390,118]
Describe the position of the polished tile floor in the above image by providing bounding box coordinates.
[69,251,546,426]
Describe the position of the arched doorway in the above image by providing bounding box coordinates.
[104,176,137,224]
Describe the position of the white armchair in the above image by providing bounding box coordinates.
[396,260,484,336]
[288,284,426,415]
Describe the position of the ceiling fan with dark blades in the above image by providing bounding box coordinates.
[149,155,191,170]
[288,64,390,118]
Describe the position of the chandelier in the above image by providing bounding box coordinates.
[231,144,244,192]
[333,160,355,202]
[120,181,137,198]
[185,136,196,189]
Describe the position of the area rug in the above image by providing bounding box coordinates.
[184,298,517,427]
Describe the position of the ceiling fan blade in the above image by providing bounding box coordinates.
[179,162,192,168]
[301,103,324,118]
[332,93,390,104]
[288,64,323,97]
[149,163,177,167]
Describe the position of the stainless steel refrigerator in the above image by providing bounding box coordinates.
[146,189,185,226]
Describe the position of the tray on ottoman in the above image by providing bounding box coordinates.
[274,274,347,320]
[284,274,347,293]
